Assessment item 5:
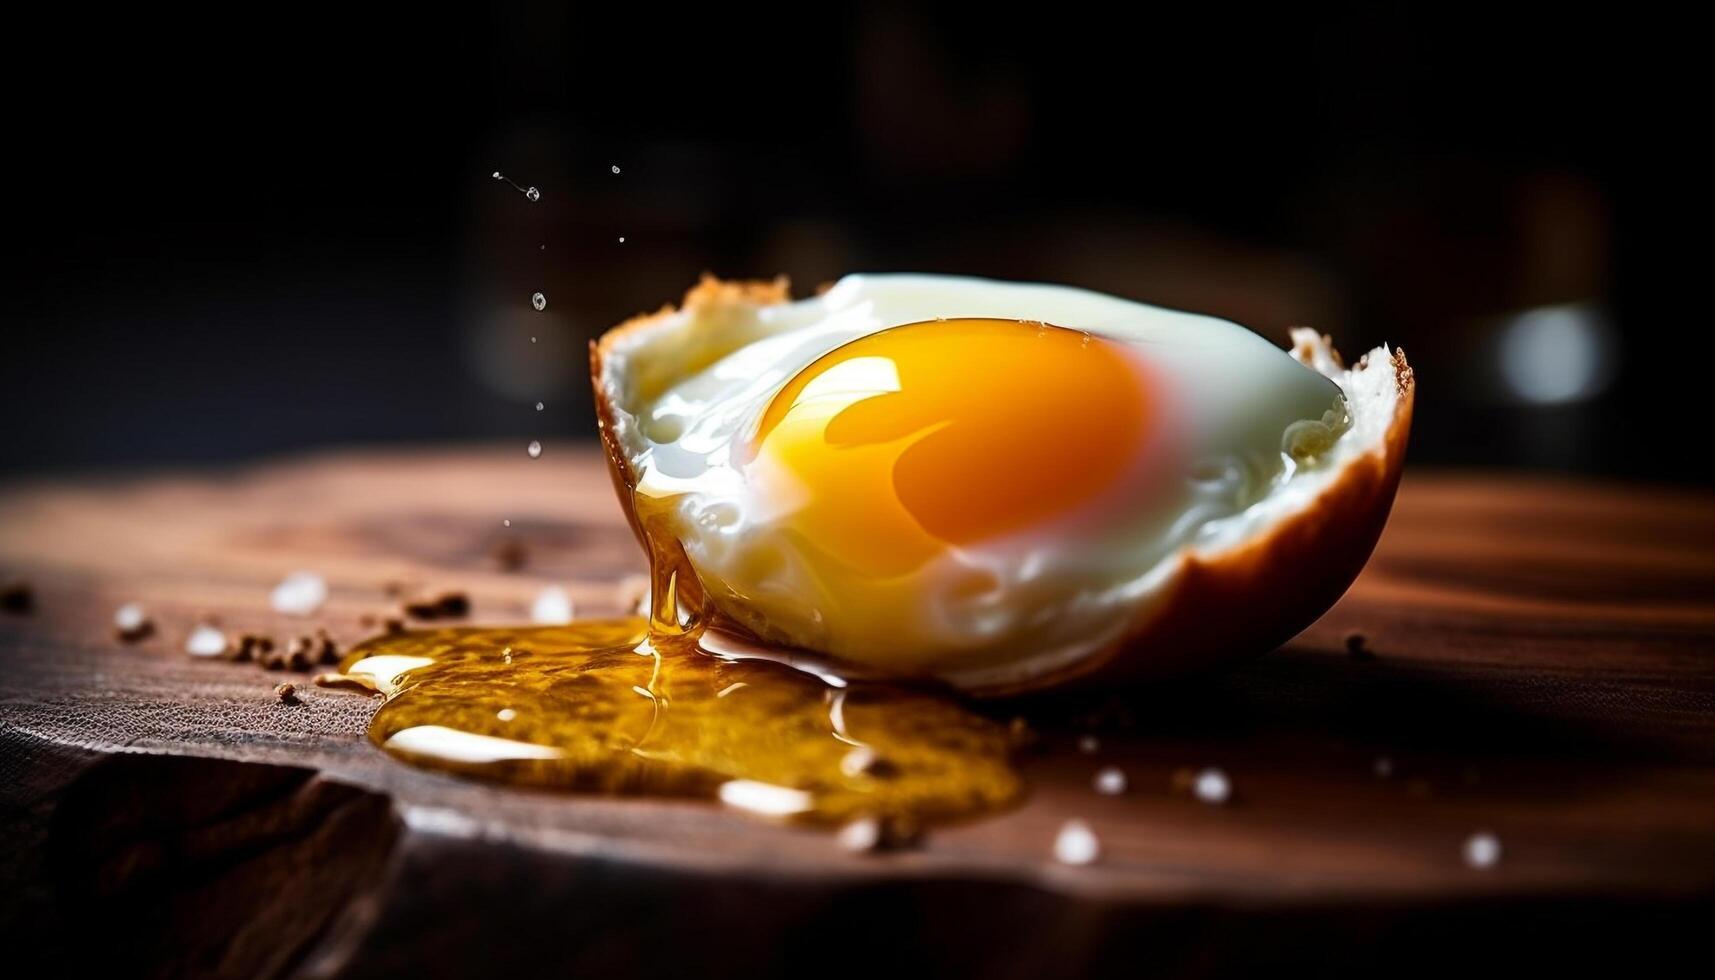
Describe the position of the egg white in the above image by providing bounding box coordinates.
[600,274,1359,683]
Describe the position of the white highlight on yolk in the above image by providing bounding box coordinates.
[718,779,815,816]
[345,655,437,695]
[385,725,565,763]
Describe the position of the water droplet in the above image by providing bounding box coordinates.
[526,440,542,459]
[539,244,546,250]
[611,164,621,174]
[502,519,511,527]
[491,171,504,180]
[531,292,546,311]
[535,401,545,411]
[530,336,537,344]
[618,236,626,243]
[525,186,540,202]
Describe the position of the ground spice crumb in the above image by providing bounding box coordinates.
[274,682,298,704]
[314,628,340,664]
[1344,630,1375,660]
[403,591,470,620]
[233,633,274,663]
[1,578,34,614]
[1007,716,1036,748]
[1169,767,1198,794]
[261,649,287,671]
[383,616,405,634]
[285,635,316,671]
[402,600,435,619]
[492,537,528,572]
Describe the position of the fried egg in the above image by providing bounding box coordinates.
[593,274,1413,693]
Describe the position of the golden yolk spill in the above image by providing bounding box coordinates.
[336,622,1019,824]
[749,318,1151,577]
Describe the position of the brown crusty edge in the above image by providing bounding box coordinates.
[591,276,1415,697]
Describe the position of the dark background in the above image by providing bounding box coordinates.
[2,3,1701,481]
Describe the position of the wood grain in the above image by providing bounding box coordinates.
[2,444,1713,977]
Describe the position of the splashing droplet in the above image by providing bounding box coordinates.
[526,440,543,459]
[492,171,533,198]
[531,292,546,312]
[611,164,621,174]
[535,401,545,411]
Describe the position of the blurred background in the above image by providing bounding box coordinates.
[1,3,1700,481]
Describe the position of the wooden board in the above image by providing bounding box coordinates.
[3,445,1713,977]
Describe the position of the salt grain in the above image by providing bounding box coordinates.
[1193,767,1231,805]
[113,602,153,641]
[1053,820,1101,865]
[1093,766,1127,796]
[1463,831,1502,869]
[115,602,145,631]
[837,817,882,853]
[185,624,228,657]
[530,585,574,624]
[270,571,328,616]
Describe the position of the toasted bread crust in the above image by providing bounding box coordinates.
[591,277,1414,696]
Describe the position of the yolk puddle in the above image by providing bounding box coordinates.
[335,620,1019,824]
[327,335,1051,824]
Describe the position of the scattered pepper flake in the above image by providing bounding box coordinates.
[0,578,34,614]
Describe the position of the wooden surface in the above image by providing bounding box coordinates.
[3,445,1714,977]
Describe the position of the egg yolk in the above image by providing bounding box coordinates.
[749,318,1154,578]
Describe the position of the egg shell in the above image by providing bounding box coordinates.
[591,276,1414,696]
